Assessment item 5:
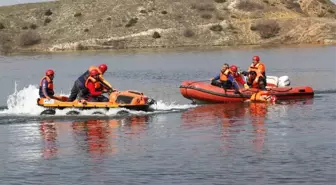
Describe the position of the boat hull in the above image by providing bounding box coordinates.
[180,81,314,103]
[37,90,156,114]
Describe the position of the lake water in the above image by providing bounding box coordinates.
[0,45,335,185]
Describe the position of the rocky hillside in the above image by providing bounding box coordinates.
[0,0,336,55]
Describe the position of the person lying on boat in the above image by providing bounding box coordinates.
[67,64,113,102]
[246,71,267,91]
[39,69,63,101]
[241,55,267,85]
[77,69,110,102]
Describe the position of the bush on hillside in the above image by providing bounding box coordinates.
[209,24,223,32]
[201,13,213,19]
[18,31,41,47]
[251,20,280,39]
[184,28,195,37]
[74,12,82,17]
[152,31,161,39]
[214,0,226,3]
[45,9,53,16]
[0,33,12,55]
[284,0,303,13]
[44,18,52,25]
[236,0,264,11]
[191,3,216,11]
[30,24,38,30]
[125,18,138,27]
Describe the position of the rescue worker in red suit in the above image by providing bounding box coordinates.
[39,69,63,101]
[242,56,267,85]
[68,64,114,102]
[246,71,267,90]
[230,65,250,90]
[78,69,109,102]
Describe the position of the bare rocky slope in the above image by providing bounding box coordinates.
[0,0,336,55]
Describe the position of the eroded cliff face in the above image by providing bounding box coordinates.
[1,0,335,54]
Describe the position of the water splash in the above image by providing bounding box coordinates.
[152,100,197,111]
[0,83,196,116]
[0,82,44,115]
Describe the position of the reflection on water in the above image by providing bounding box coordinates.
[40,120,58,160]
[180,100,313,154]
[249,103,268,152]
[38,100,316,160]
[73,120,116,159]
[39,115,151,160]
[181,103,269,152]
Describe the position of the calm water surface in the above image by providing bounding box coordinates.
[0,45,335,185]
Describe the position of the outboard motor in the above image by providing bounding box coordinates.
[266,76,279,87]
[278,76,290,87]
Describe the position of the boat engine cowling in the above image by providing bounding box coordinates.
[278,76,290,87]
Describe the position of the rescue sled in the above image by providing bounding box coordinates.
[37,90,156,115]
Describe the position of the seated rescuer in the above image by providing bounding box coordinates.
[67,64,113,102]
[242,55,267,85]
[210,63,233,90]
[246,71,267,91]
[39,69,63,101]
[77,69,109,102]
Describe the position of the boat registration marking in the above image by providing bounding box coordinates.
[43,99,55,104]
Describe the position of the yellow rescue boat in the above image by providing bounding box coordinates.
[37,90,156,115]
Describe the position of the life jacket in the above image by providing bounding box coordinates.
[39,76,54,97]
[78,66,103,84]
[219,69,231,81]
[85,76,102,90]
[251,74,264,88]
[250,91,277,103]
[249,62,266,77]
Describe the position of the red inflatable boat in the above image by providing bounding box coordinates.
[179,81,314,104]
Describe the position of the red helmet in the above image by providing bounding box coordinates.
[90,69,99,77]
[230,65,238,72]
[253,56,260,61]
[98,64,108,73]
[46,69,54,76]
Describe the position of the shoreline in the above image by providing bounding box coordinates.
[3,42,336,57]
[1,0,335,56]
